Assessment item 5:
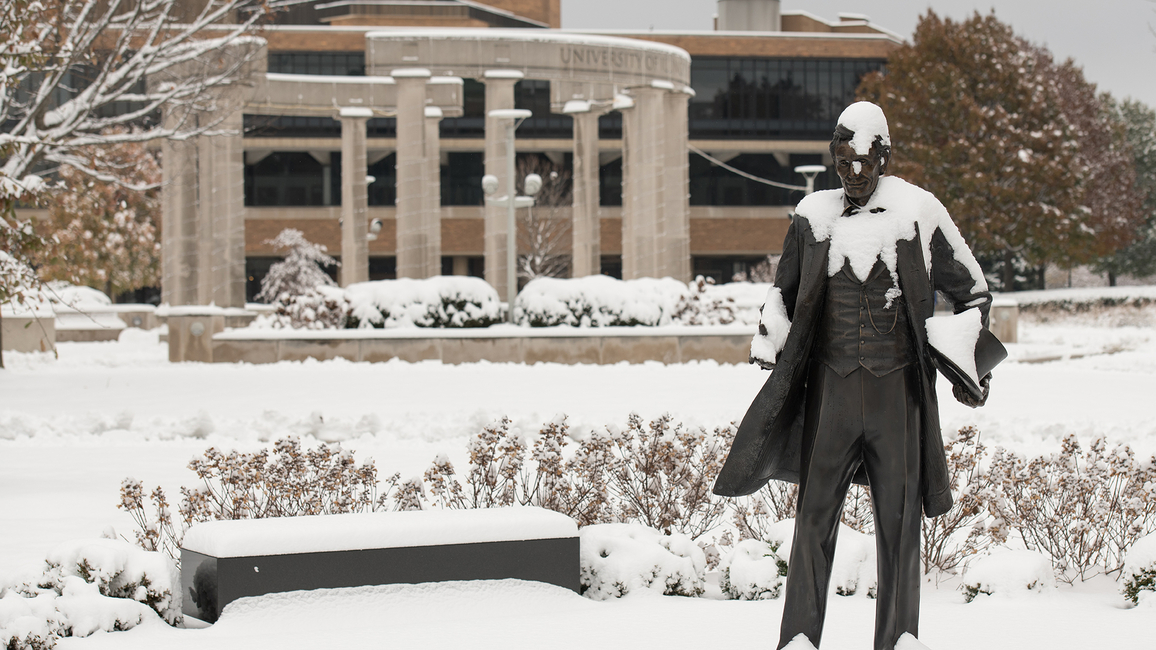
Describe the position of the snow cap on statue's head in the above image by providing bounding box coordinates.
[837,101,890,156]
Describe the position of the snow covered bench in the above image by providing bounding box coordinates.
[179,507,579,622]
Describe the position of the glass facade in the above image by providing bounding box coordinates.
[440,79,573,139]
[689,152,837,206]
[688,57,886,139]
[244,152,337,206]
[267,52,366,76]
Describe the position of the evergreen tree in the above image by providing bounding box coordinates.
[857,11,1084,291]
[256,229,338,304]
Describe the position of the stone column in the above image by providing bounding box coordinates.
[423,106,444,277]
[161,124,199,306]
[393,68,432,279]
[620,85,667,280]
[483,70,522,303]
[662,90,691,282]
[339,107,371,287]
[567,104,609,278]
[195,110,247,307]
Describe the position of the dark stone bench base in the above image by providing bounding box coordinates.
[182,536,580,622]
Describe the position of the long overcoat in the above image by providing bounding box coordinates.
[712,177,991,518]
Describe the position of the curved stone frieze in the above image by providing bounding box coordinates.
[249,72,465,117]
[365,29,691,93]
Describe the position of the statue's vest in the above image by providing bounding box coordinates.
[815,258,916,378]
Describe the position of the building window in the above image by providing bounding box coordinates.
[267,51,365,76]
[439,79,573,139]
[689,57,886,139]
[440,79,486,139]
[599,157,622,207]
[441,152,485,206]
[368,153,396,207]
[245,152,340,206]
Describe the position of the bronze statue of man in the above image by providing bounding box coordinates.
[713,102,994,650]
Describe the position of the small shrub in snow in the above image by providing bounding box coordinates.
[718,538,787,600]
[984,434,1156,581]
[921,426,1008,576]
[1122,532,1156,604]
[670,276,736,325]
[0,537,179,649]
[120,437,413,560]
[961,549,1055,602]
[253,230,349,330]
[255,229,338,304]
[260,285,351,330]
[422,414,735,539]
[346,277,502,328]
[513,276,688,327]
[579,523,705,599]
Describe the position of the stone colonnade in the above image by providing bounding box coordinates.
[162,33,694,307]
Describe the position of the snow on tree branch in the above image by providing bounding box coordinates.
[1,0,271,186]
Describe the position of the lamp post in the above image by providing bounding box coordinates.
[793,164,827,195]
[483,108,535,321]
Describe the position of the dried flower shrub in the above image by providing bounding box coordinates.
[424,414,734,539]
[984,434,1156,582]
[119,438,406,560]
[921,426,1008,576]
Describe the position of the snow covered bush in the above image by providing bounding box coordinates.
[718,538,787,600]
[669,276,737,325]
[1122,532,1156,605]
[921,426,1008,576]
[984,434,1156,581]
[346,277,502,328]
[961,549,1055,602]
[119,437,413,561]
[256,229,339,304]
[0,537,180,649]
[578,523,706,599]
[254,230,350,330]
[513,276,688,327]
[261,285,351,330]
[422,414,734,539]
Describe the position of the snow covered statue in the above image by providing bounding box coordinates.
[713,101,1005,650]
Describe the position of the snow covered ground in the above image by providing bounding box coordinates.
[2,316,1155,648]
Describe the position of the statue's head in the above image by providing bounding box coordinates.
[829,102,891,206]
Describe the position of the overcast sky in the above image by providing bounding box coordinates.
[561,0,1156,108]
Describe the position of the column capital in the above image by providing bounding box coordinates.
[483,69,524,80]
[391,67,432,79]
[338,106,374,119]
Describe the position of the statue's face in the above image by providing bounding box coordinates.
[834,142,887,205]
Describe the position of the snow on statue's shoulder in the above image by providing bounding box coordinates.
[837,101,891,155]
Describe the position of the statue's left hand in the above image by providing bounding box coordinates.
[953,373,991,408]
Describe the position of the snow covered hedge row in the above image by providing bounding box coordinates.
[512,275,756,327]
[254,274,768,329]
[0,538,180,650]
[254,277,504,329]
